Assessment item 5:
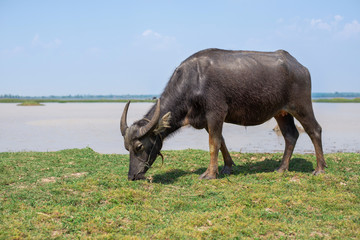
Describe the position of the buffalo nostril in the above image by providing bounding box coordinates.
[128,175,135,181]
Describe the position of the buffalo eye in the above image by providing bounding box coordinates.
[135,143,144,152]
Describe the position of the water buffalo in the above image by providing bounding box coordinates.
[121,48,327,180]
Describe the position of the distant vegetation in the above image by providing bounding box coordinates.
[0,94,158,104]
[311,93,360,103]
[313,98,360,103]
[0,94,159,100]
[1,93,360,104]
[312,92,360,98]
[0,99,156,104]
[17,101,44,106]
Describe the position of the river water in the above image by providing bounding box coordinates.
[0,102,359,154]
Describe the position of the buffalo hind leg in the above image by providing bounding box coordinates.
[274,113,299,173]
[219,136,236,175]
[291,106,327,175]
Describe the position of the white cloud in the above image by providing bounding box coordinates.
[32,34,40,46]
[273,14,360,43]
[340,20,360,39]
[1,46,24,56]
[308,15,360,39]
[310,15,344,31]
[310,18,332,31]
[334,15,343,22]
[142,29,162,39]
[140,29,176,50]
[44,38,62,49]
[276,18,284,24]
[31,34,62,49]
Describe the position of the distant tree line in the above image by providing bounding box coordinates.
[1,92,360,100]
[311,92,360,99]
[0,94,159,100]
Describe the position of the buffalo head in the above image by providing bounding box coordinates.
[120,99,171,180]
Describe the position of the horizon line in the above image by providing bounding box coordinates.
[1,92,360,99]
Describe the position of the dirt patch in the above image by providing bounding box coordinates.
[52,230,66,238]
[289,176,301,183]
[41,177,57,183]
[64,172,88,178]
[40,172,88,184]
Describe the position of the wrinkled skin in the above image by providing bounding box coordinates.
[121,48,327,181]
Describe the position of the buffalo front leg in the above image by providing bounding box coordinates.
[199,122,224,180]
[205,127,234,175]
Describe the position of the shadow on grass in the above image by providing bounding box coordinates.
[230,158,314,176]
[152,157,314,184]
[152,169,191,184]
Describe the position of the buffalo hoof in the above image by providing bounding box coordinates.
[312,169,325,176]
[199,171,217,180]
[220,165,232,175]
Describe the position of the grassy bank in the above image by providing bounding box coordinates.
[1,148,359,239]
[16,101,44,106]
[313,97,360,103]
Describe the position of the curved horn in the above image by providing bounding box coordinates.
[120,101,130,136]
[137,99,161,138]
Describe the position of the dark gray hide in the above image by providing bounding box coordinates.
[121,48,326,180]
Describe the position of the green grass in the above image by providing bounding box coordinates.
[313,97,360,103]
[16,101,44,106]
[1,148,359,239]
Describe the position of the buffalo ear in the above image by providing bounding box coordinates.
[154,112,171,135]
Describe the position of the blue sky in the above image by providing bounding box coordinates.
[1,0,360,96]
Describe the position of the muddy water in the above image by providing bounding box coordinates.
[0,102,359,154]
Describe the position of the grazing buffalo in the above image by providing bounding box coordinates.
[121,48,327,180]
